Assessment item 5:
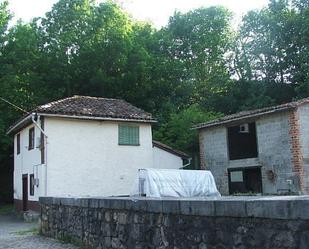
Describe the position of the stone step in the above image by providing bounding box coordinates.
[23,210,40,222]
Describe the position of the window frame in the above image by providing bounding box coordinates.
[30,174,34,196]
[17,133,21,155]
[118,124,140,146]
[28,127,35,150]
[227,122,258,160]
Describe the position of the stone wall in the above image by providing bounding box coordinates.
[198,111,302,195]
[256,111,297,194]
[40,196,309,249]
[199,126,229,194]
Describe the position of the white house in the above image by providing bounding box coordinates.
[8,96,189,212]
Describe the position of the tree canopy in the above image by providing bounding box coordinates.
[0,0,308,172]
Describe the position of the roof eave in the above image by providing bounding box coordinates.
[7,112,157,135]
[153,141,189,159]
[38,113,157,123]
[193,106,295,131]
[7,114,32,135]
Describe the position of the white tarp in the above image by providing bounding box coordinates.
[131,168,221,198]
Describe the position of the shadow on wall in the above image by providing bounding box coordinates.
[0,156,13,204]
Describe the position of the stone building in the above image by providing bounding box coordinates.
[194,98,309,195]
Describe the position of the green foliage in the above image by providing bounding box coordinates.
[0,204,13,215]
[0,1,11,46]
[235,0,309,91]
[15,228,39,236]
[154,105,223,153]
[0,0,308,180]
[159,7,233,107]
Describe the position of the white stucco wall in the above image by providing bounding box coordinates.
[152,146,183,169]
[44,117,154,197]
[14,116,186,200]
[14,122,46,202]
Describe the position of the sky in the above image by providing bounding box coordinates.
[7,0,269,28]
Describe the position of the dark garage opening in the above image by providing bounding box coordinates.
[227,122,258,160]
[228,167,262,194]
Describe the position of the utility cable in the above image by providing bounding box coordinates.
[0,96,29,114]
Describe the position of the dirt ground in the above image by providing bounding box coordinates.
[0,212,78,249]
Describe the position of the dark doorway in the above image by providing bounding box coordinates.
[228,167,262,194]
[22,174,28,211]
[227,122,258,160]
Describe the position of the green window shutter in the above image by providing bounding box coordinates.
[118,125,140,145]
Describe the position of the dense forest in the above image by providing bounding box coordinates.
[0,0,309,195]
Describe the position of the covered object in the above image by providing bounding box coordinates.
[131,168,221,198]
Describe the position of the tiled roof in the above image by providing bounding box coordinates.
[8,96,156,134]
[153,140,190,159]
[193,97,309,130]
[35,96,155,121]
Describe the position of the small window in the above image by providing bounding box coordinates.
[118,125,140,146]
[17,133,20,155]
[30,174,34,196]
[230,171,244,182]
[28,127,35,150]
[239,123,249,133]
[227,122,258,160]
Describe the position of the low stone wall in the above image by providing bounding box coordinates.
[40,196,309,249]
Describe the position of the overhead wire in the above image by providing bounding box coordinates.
[0,96,29,114]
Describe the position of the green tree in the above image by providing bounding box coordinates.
[0,1,10,47]
[235,0,309,92]
[162,7,233,106]
[154,105,223,168]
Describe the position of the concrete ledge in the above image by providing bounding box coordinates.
[39,195,309,220]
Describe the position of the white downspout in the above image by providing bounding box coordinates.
[31,113,47,138]
[31,113,48,196]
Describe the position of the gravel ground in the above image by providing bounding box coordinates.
[0,212,78,249]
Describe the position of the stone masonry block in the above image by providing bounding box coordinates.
[98,198,111,209]
[290,199,309,219]
[125,199,148,212]
[180,200,215,216]
[246,200,291,219]
[162,200,180,214]
[109,199,126,210]
[215,200,247,217]
[146,199,163,213]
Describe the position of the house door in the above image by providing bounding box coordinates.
[228,167,262,194]
[246,168,262,193]
[22,174,28,211]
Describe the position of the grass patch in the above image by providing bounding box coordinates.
[59,234,84,248]
[15,228,39,236]
[0,204,13,215]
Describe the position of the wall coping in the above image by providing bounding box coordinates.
[39,195,309,220]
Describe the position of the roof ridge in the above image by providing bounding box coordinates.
[72,95,123,101]
[193,96,309,130]
[37,96,78,109]
[37,96,127,110]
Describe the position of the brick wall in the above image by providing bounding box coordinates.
[296,103,309,194]
[288,110,305,192]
